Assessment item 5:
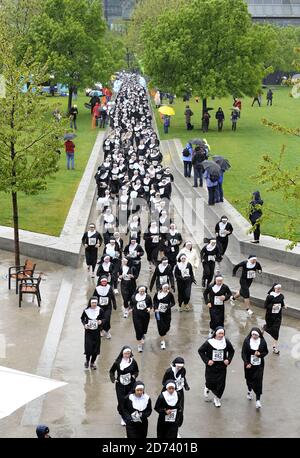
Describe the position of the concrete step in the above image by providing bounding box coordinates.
[167,138,300,268]
[160,139,300,318]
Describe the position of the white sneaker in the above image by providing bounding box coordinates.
[247,308,254,316]
[213,397,221,407]
[160,340,166,350]
[138,344,143,353]
[230,296,235,306]
[100,330,107,337]
[256,400,262,409]
[120,417,126,426]
[114,289,119,295]
[106,332,112,339]
[204,387,210,401]
[247,391,253,400]
[123,310,128,318]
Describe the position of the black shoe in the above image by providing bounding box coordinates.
[84,361,89,369]
[193,185,198,188]
[250,240,259,244]
[90,363,97,370]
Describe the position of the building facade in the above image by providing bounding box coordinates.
[245,0,300,25]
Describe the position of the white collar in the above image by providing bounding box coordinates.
[177,261,188,271]
[157,291,168,300]
[129,393,150,411]
[246,261,256,269]
[250,337,260,350]
[162,390,178,407]
[208,337,226,350]
[158,264,168,273]
[120,357,132,371]
[136,292,146,301]
[270,291,280,297]
[212,284,222,293]
[88,230,96,237]
[206,244,215,251]
[85,306,100,319]
[96,284,110,295]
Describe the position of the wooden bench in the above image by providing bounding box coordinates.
[8,259,37,294]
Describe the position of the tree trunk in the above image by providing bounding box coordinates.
[12,191,20,266]
[68,86,73,113]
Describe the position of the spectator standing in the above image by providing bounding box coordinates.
[252,93,261,107]
[69,104,78,130]
[215,107,225,131]
[182,142,193,178]
[266,89,273,106]
[64,139,75,170]
[154,91,161,108]
[249,191,263,243]
[191,146,205,187]
[202,110,211,132]
[231,111,238,131]
[233,98,241,117]
[184,105,194,130]
[163,115,170,134]
[203,169,219,205]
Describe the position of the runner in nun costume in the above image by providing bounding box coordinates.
[130,285,152,353]
[149,257,175,292]
[119,256,137,318]
[198,327,235,407]
[93,276,117,339]
[154,380,183,438]
[81,297,105,370]
[231,255,262,316]
[109,346,139,426]
[200,238,221,288]
[241,327,268,409]
[122,381,152,438]
[203,275,232,336]
[215,215,233,257]
[161,357,190,413]
[153,283,175,350]
[262,284,287,355]
[174,254,196,312]
[81,223,102,278]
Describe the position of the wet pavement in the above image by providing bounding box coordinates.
[1,196,300,438]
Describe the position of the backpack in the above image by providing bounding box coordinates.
[209,171,219,183]
[182,148,190,157]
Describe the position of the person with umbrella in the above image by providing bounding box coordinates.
[215,107,225,131]
[241,327,268,409]
[162,114,171,134]
[202,161,221,206]
[212,156,231,203]
[69,104,78,130]
[192,146,206,187]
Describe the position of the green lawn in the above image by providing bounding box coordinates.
[154,86,300,240]
[0,94,100,236]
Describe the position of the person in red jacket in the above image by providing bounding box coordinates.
[64,139,75,170]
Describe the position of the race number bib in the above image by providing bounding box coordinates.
[131,231,138,239]
[171,247,175,252]
[176,378,184,390]
[272,304,281,314]
[208,255,215,262]
[159,275,168,285]
[160,226,168,233]
[250,355,261,366]
[122,273,130,281]
[159,188,164,195]
[158,303,168,313]
[212,350,224,361]
[214,296,223,305]
[247,270,256,279]
[137,300,147,310]
[121,204,127,211]
[170,239,177,246]
[87,319,98,330]
[165,409,177,422]
[105,223,112,230]
[130,250,137,258]
[88,238,97,246]
[219,230,227,237]
[130,191,138,199]
[152,235,159,243]
[99,297,109,306]
[144,186,149,192]
[182,269,190,278]
[120,373,131,385]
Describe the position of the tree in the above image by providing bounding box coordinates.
[265,25,300,74]
[139,0,277,114]
[0,19,64,265]
[28,0,107,111]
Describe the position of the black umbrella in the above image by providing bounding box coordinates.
[202,160,221,176]
[206,107,214,111]
[63,133,77,140]
[189,138,204,145]
[84,102,91,109]
[212,155,231,171]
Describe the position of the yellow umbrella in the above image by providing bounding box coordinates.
[158,105,175,116]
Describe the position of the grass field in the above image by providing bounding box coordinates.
[154,86,300,240]
[0,94,99,236]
